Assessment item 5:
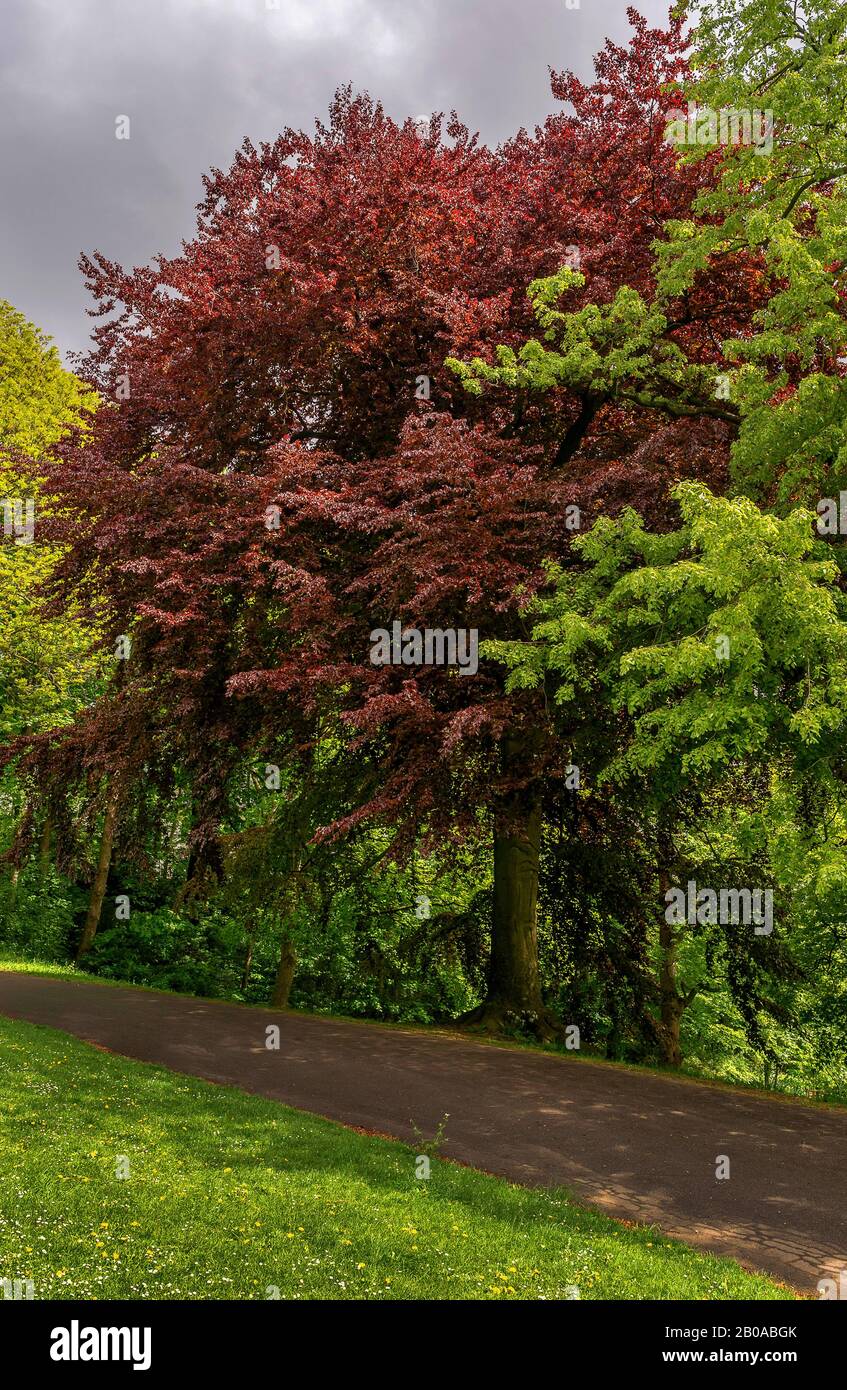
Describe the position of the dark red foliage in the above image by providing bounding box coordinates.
[27,10,764,859]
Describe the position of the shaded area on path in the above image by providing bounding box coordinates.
[0,969,844,1291]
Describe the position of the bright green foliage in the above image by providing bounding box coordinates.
[0,301,95,457]
[0,534,104,740]
[485,482,847,786]
[0,301,100,738]
[446,267,725,421]
[661,0,847,503]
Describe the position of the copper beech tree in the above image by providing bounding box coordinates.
[25,11,763,1032]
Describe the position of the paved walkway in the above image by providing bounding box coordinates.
[1,969,845,1291]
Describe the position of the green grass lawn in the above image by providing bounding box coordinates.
[0,1014,794,1301]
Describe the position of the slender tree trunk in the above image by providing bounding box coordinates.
[38,815,53,874]
[270,935,297,1009]
[658,866,684,1067]
[241,932,255,993]
[606,995,623,1060]
[77,785,120,961]
[7,801,27,906]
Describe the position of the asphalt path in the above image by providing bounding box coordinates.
[1,969,844,1291]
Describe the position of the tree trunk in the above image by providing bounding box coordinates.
[488,801,544,1013]
[38,815,53,873]
[270,936,297,1009]
[241,931,255,993]
[460,747,559,1038]
[658,867,684,1067]
[77,785,120,961]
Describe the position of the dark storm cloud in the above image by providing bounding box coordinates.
[0,0,671,360]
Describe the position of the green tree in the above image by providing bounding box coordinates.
[660,0,847,506]
[0,302,101,944]
[0,301,99,740]
[485,483,847,1064]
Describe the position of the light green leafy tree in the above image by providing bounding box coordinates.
[0,301,100,741]
[660,0,847,505]
[484,482,847,1067]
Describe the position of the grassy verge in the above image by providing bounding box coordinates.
[0,1014,793,1300]
[0,956,120,986]
[0,956,105,982]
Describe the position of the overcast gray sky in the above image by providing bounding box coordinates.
[0,0,670,361]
